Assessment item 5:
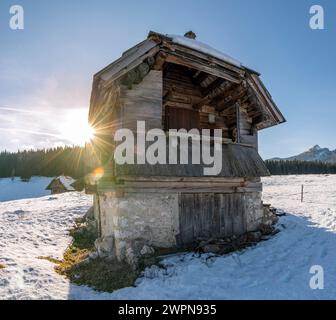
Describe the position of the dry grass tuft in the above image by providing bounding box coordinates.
[50,217,138,292]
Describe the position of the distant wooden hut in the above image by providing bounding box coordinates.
[87,31,286,264]
[46,176,76,194]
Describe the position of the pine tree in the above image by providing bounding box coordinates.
[0,146,93,179]
[265,160,336,175]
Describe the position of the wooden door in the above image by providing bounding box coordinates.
[178,193,247,246]
[165,106,200,131]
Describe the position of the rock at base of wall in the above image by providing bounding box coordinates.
[195,227,276,255]
[84,206,94,220]
[262,204,279,226]
[94,236,115,259]
[140,245,155,257]
[195,206,281,255]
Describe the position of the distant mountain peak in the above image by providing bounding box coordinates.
[270,145,336,163]
[310,144,322,151]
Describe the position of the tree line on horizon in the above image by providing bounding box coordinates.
[1,148,336,180]
[0,146,89,180]
[265,159,336,175]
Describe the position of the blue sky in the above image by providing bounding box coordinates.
[0,0,335,159]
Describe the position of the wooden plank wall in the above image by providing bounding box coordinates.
[122,70,163,132]
[163,65,230,138]
[165,106,200,130]
[239,105,258,149]
[199,106,229,137]
[178,193,247,245]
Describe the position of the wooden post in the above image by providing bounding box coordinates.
[235,101,241,143]
[301,184,304,203]
[96,195,102,237]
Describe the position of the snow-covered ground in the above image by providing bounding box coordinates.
[1,175,336,299]
[0,177,53,202]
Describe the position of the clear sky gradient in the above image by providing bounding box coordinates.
[0,0,335,159]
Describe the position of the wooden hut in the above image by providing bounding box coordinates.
[46,176,76,194]
[87,31,285,264]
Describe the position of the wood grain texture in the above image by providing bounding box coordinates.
[121,70,163,132]
[113,142,269,178]
[178,193,248,245]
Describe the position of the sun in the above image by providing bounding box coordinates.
[61,109,95,146]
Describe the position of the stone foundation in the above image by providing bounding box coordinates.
[93,191,266,265]
[94,192,179,265]
[245,192,265,231]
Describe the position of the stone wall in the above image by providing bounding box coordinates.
[94,192,179,265]
[245,192,264,232]
[93,190,264,265]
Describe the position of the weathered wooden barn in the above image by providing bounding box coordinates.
[87,31,285,264]
[46,176,76,194]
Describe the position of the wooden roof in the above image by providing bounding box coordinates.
[91,31,286,130]
[112,143,269,178]
[46,176,76,191]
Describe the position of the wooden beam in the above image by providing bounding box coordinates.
[153,51,168,70]
[193,82,236,109]
[203,77,227,96]
[193,72,210,85]
[220,104,237,116]
[102,46,160,88]
[236,102,241,143]
[215,86,247,111]
[120,61,151,88]
[246,76,277,123]
[98,186,262,194]
[164,41,245,76]
[248,73,285,123]
[116,176,247,183]
[245,93,271,125]
[199,75,217,88]
[164,51,242,84]
[252,114,266,125]
[192,70,202,79]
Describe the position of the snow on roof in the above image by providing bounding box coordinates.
[46,176,76,191]
[58,176,76,191]
[167,34,242,68]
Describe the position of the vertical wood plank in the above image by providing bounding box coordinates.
[193,193,201,239]
[213,194,221,238]
[225,194,234,236]
[179,192,248,246]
